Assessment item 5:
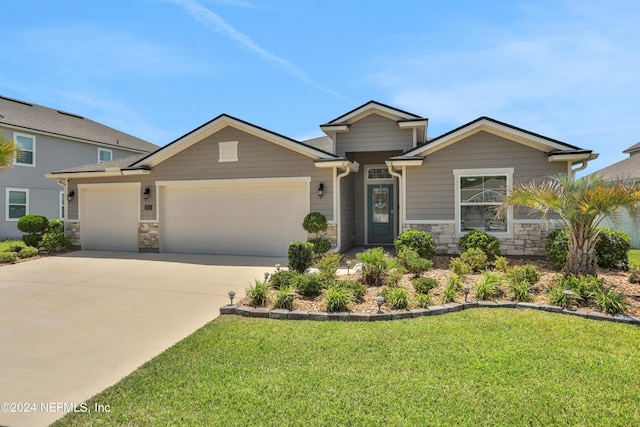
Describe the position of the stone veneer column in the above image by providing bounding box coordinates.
[138,222,160,250]
[64,221,81,246]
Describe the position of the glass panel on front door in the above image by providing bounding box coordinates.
[372,188,389,223]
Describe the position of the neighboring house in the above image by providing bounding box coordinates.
[590,142,640,248]
[0,95,158,239]
[47,101,597,257]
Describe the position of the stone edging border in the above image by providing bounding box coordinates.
[220,301,640,326]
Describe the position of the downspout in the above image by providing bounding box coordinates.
[570,160,588,179]
[333,165,353,253]
[386,162,403,237]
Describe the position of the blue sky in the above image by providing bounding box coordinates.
[2,0,639,174]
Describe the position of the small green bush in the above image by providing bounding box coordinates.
[288,241,314,274]
[450,257,472,276]
[16,214,49,234]
[506,265,539,286]
[309,237,331,255]
[416,292,434,308]
[48,219,64,232]
[460,248,489,272]
[458,230,500,261]
[17,246,39,258]
[446,275,464,292]
[357,247,398,287]
[475,272,502,300]
[394,230,436,260]
[8,243,25,253]
[545,228,568,270]
[40,230,71,253]
[413,277,438,294]
[294,273,326,297]
[593,288,627,315]
[0,252,18,263]
[324,285,352,312]
[385,287,409,310]
[246,279,270,307]
[493,256,509,272]
[274,285,296,310]
[595,227,631,268]
[509,280,534,302]
[317,253,341,278]
[397,247,432,275]
[269,270,300,289]
[441,284,459,303]
[555,274,603,305]
[336,280,367,302]
[22,234,42,248]
[629,266,640,284]
[548,286,574,308]
[302,212,328,236]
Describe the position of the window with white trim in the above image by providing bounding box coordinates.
[6,188,28,221]
[218,141,238,162]
[98,148,112,163]
[59,191,65,219]
[14,133,35,166]
[454,168,513,236]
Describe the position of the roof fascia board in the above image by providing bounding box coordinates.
[45,169,151,179]
[386,159,424,167]
[326,101,422,125]
[397,119,428,128]
[547,152,596,162]
[314,159,360,172]
[0,123,151,154]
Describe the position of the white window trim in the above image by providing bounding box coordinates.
[453,168,514,238]
[98,148,113,163]
[13,132,36,167]
[59,190,65,220]
[218,141,238,163]
[6,188,29,221]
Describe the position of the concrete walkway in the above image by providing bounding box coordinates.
[0,251,285,427]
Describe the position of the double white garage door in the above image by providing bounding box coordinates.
[80,180,309,256]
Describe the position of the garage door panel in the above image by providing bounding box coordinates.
[82,187,139,251]
[161,182,308,256]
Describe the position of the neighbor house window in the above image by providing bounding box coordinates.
[98,148,112,163]
[6,188,28,221]
[60,191,65,219]
[14,133,35,166]
[454,168,513,236]
[218,141,238,162]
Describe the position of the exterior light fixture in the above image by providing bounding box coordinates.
[346,260,352,275]
[67,190,75,202]
[463,285,471,302]
[143,187,151,200]
[317,182,324,198]
[275,264,281,272]
[375,296,385,313]
[228,290,236,305]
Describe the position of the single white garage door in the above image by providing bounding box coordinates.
[80,185,139,251]
[160,181,308,256]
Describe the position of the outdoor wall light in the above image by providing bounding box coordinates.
[375,296,385,314]
[317,182,324,198]
[228,290,236,305]
[67,190,75,202]
[463,285,471,302]
[143,187,151,200]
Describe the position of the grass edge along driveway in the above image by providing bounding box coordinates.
[54,309,640,427]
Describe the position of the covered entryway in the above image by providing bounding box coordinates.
[79,183,139,251]
[159,178,309,256]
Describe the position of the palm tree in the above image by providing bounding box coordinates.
[500,173,640,275]
[0,134,17,169]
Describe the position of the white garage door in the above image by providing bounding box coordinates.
[80,185,139,251]
[161,180,309,256]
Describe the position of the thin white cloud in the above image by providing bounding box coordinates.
[165,0,345,99]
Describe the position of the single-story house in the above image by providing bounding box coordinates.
[590,141,640,248]
[47,101,598,257]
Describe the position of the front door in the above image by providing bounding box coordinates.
[367,184,394,244]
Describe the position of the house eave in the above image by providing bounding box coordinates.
[314,159,360,172]
[45,169,151,179]
[547,151,598,162]
[386,158,424,167]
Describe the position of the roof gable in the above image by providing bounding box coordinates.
[322,100,424,126]
[131,114,337,168]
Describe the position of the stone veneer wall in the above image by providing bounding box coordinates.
[307,223,338,249]
[138,222,160,250]
[403,222,558,257]
[64,221,81,246]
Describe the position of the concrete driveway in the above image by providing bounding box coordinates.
[0,250,286,427]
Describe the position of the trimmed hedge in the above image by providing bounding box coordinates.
[458,230,500,261]
[545,227,631,270]
[394,230,436,260]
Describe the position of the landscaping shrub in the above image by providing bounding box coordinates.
[302,212,327,237]
[416,292,434,308]
[593,288,627,315]
[506,265,539,286]
[450,257,471,276]
[0,252,18,263]
[40,222,71,253]
[387,267,406,287]
[309,237,331,255]
[446,275,464,291]
[508,280,534,302]
[294,273,325,297]
[595,227,630,268]
[17,214,48,248]
[324,285,352,312]
[269,270,300,290]
[629,266,640,284]
[317,253,341,278]
[17,246,39,258]
[357,247,398,287]
[288,241,314,274]
[336,280,367,302]
[413,277,438,294]
[493,256,509,272]
[397,247,432,275]
[548,286,574,308]
[555,274,604,305]
[8,243,25,253]
[475,271,502,300]
[441,284,459,303]
[385,287,409,310]
[394,230,436,260]
[545,228,568,270]
[458,230,500,261]
[246,279,270,307]
[274,285,296,310]
[460,247,489,272]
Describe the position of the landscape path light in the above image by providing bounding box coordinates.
[346,260,352,275]
[264,272,270,283]
[463,285,471,302]
[375,296,385,314]
[228,290,236,305]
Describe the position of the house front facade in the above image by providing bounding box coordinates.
[48,101,597,257]
[1,95,158,238]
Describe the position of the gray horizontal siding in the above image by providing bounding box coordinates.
[406,131,567,221]
[336,113,413,156]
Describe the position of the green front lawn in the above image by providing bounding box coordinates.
[629,249,640,267]
[54,310,640,426]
